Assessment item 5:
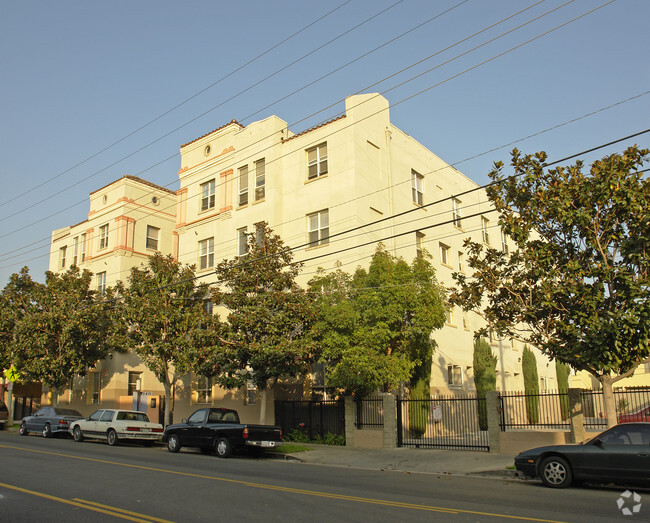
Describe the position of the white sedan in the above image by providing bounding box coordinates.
[69,409,163,446]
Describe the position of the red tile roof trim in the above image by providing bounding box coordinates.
[180,119,244,149]
[282,114,346,143]
[90,175,176,196]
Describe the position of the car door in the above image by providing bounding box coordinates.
[81,410,104,436]
[96,410,115,438]
[183,409,208,446]
[26,408,47,432]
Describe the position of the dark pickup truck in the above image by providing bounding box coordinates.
[161,407,282,458]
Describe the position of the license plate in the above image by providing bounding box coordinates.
[141,428,151,432]
[261,441,275,447]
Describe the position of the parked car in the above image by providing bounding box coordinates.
[162,407,282,457]
[618,403,650,423]
[0,401,8,429]
[515,422,650,488]
[19,407,83,437]
[69,409,163,446]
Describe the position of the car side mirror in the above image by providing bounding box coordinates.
[181,419,187,424]
[593,438,604,448]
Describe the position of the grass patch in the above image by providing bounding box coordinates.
[268,443,312,454]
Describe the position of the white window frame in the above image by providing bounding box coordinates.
[501,229,509,254]
[481,216,490,245]
[446,306,455,325]
[97,272,106,295]
[90,372,101,404]
[411,170,423,206]
[199,238,214,270]
[238,165,248,206]
[458,251,465,273]
[245,380,257,406]
[452,198,462,228]
[255,222,264,246]
[146,225,160,251]
[59,246,67,269]
[196,375,213,404]
[200,179,216,212]
[447,364,463,387]
[81,233,86,262]
[307,143,328,180]
[99,224,109,250]
[254,158,265,201]
[308,209,329,247]
[237,227,248,257]
[415,232,425,259]
[72,236,79,265]
[439,243,450,266]
[127,371,142,396]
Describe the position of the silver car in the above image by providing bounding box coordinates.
[19,407,83,438]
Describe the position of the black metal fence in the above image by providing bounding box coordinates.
[274,400,345,439]
[355,398,383,429]
[396,395,489,451]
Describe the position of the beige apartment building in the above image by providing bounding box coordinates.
[46,93,642,424]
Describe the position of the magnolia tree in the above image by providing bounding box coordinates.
[452,146,650,427]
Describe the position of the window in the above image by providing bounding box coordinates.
[255,222,265,246]
[307,143,328,179]
[59,246,67,269]
[540,377,548,391]
[446,306,455,325]
[237,227,248,257]
[462,309,469,330]
[238,165,248,206]
[89,411,103,422]
[73,236,79,265]
[99,224,109,250]
[447,365,462,386]
[97,272,106,295]
[100,410,114,422]
[81,233,86,262]
[203,300,213,316]
[452,198,462,228]
[458,251,465,272]
[199,238,214,270]
[501,229,509,254]
[439,243,450,265]
[89,372,100,404]
[200,179,216,211]
[128,372,142,396]
[196,375,212,404]
[416,232,425,259]
[254,158,265,201]
[481,216,490,244]
[245,380,257,406]
[146,225,160,250]
[308,210,329,247]
[411,170,423,205]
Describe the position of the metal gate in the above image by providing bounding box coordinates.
[397,395,489,451]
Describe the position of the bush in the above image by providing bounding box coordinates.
[556,360,571,420]
[473,337,497,430]
[408,378,430,437]
[522,346,540,424]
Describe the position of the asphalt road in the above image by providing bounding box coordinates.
[0,431,647,522]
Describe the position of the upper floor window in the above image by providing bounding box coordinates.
[238,165,248,206]
[146,225,160,251]
[59,246,67,269]
[416,232,425,259]
[447,364,462,386]
[255,222,265,246]
[99,224,109,250]
[411,170,423,206]
[439,243,450,266]
[199,238,214,270]
[458,251,465,273]
[237,227,248,257]
[481,216,490,245]
[452,198,462,228]
[307,143,328,180]
[255,158,265,201]
[128,371,142,396]
[97,272,106,295]
[308,209,329,247]
[89,372,101,404]
[501,229,509,254]
[196,375,213,404]
[72,236,79,265]
[80,233,86,262]
[201,179,216,211]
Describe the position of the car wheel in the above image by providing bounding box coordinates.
[167,434,181,453]
[19,422,28,436]
[215,437,232,458]
[540,456,573,488]
[107,429,119,446]
[42,423,52,438]
[73,426,84,442]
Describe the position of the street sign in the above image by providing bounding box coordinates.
[3,365,21,383]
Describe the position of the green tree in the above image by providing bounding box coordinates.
[522,346,540,424]
[452,146,650,427]
[210,224,315,424]
[116,254,213,426]
[556,360,571,420]
[473,337,497,430]
[8,266,121,404]
[309,244,447,397]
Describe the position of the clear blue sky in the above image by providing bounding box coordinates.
[1,0,648,286]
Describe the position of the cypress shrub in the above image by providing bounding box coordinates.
[522,346,540,424]
[556,360,571,420]
[473,337,497,430]
[408,378,429,437]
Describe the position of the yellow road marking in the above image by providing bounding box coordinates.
[0,481,170,522]
[0,443,565,522]
[73,498,173,522]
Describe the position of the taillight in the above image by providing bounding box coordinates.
[58,420,68,426]
[243,427,248,439]
[126,426,141,432]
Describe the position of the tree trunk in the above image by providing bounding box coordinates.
[600,375,617,428]
[163,379,172,427]
[258,388,267,425]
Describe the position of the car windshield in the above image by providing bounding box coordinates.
[116,412,150,422]
[54,408,82,416]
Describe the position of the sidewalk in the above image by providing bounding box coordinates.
[278,443,517,478]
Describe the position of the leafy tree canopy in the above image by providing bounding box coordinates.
[309,244,447,397]
[452,146,650,426]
